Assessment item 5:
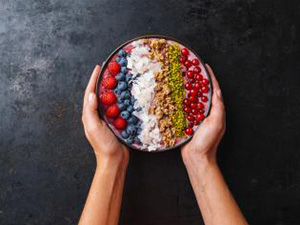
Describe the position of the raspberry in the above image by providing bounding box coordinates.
[108,61,120,76]
[114,117,127,130]
[102,76,117,89]
[105,105,120,118]
[100,91,117,105]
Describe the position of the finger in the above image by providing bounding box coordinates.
[83,92,103,134]
[205,64,225,119]
[83,65,101,108]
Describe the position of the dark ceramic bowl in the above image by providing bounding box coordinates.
[96,35,212,152]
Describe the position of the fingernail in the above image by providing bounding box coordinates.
[88,92,94,102]
[217,90,222,99]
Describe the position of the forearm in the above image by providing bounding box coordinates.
[79,155,128,225]
[183,153,248,225]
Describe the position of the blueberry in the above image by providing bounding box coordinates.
[121,111,130,120]
[137,128,142,134]
[117,82,128,91]
[126,125,136,135]
[115,56,121,62]
[128,115,138,124]
[134,136,141,144]
[136,106,142,112]
[124,99,130,106]
[118,103,126,111]
[126,136,134,144]
[121,67,127,73]
[125,74,132,82]
[130,96,136,104]
[115,73,126,81]
[137,121,143,127]
[118,49,127,57]
[117,98,124,104]
[121,130,129,139]
[121,91,130,99]
[127,105,134,113]
[119,58,127,66]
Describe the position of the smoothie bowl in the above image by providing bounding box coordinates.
[96,35,212,152]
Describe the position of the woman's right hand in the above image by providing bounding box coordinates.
[181,64,226,166]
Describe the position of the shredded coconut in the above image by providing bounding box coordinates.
[127,40,162,151]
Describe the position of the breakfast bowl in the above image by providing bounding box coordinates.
[96,35,212,152]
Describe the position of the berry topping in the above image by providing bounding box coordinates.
[185,82,193,90]
[181,48,189,56]
[194,82,201,90]
[106,105,120,118]
[201,86,209,93]
[100,91,117,105]
[108,61,120,76]
[191,108,198,115]
[179,56,187,63]
[192,59,200,66]
[183,98,192,106]
[191,103,197,109]
[187,71,194,79]
[201,79,209,86]
[189,95,197,103]
[184,60,192,67]
[185,127,193,135]
[193,66,201,73]
[184,107,192,113]
[102,76,117,89]
[187,115,195,122]
[201,96,208,102]
[196,113,205,123]
[197,102,204,110]
[114,117,127,130]
[190,89,198,96]
[195,74,203,81]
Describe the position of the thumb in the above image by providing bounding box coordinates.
[84,92,102,130]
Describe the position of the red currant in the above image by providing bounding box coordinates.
[194,82,201,90]
[201,86,209,93]
[192,59,200,66]
[192,108,198,115]
[202,79,209,86]
[194,66,201,73]
[185,83,193,90]
[179,56,187,63]
[196,113,205,123]
[195,74,203,81]
[189,95,196,102]
[184,60,192,67]
[184,107,192,113]
[197,102,204,110]
[183,98,191,106]
[185,127,193,135]
[187,115,195,121]
[198,91,203,97]
[201,96,208,102]
[191,103,197,109]
[190,89,198,96]
[181,48,189,56]
[187,71,194,79]
[194,120,200,125]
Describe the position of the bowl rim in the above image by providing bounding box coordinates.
[95,34,213,153]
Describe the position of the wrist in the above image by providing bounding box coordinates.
[182,150,217,175]
[95,150,129,172]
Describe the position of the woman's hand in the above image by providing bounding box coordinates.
[181,64,226,165]
[82,65,129,166]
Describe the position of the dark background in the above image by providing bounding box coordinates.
[1,0,300,224]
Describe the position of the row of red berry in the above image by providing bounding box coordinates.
[180,48,210,136]
[100,61,127,130]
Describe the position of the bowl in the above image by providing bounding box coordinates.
[96,35,212,152]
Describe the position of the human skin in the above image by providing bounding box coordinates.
[79,64,248,225]
[79,65,129,225]
[181,64,248,225]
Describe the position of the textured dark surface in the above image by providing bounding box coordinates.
[1,0,300,224]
